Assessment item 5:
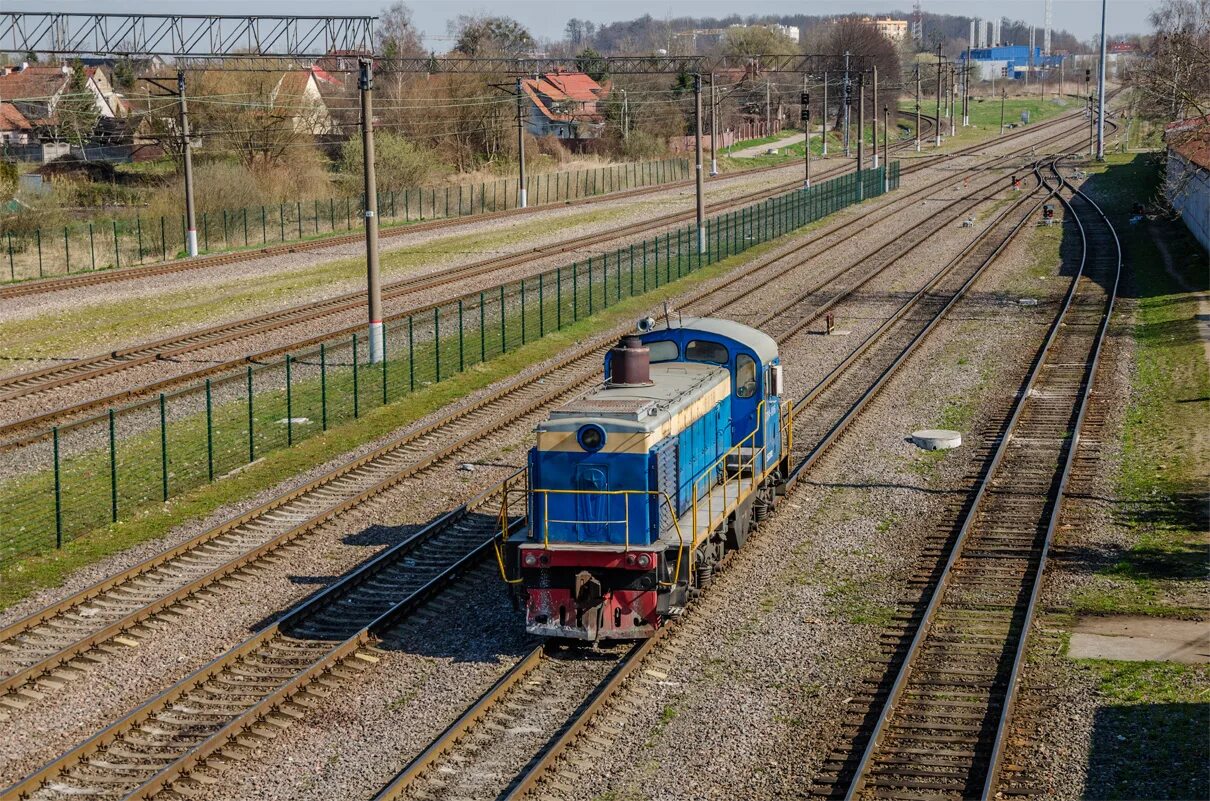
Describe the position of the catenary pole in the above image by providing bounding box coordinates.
[915,64,921,152]
[872,63,879,168]
[857,71,865,198]
[935,45,944,146]
[883,104,889,193]
[359,58,383,363]
[694,73,706,253]
[943,64,953,136]
[516,77,527,208]
[802,82,811,188]
[822,71,829,156]
[963,47,970,126]
[177,70,197,257]
[1000,86,1007,135]
[1086,69,1094,156]
[709,73,719,176]
[765,76,772,135]
[844,50,852,156]
[1095,0,1107,160]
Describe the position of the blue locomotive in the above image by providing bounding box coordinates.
[506,317,788,641]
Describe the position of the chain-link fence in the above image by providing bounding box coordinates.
[1,158,690,282]
[0,162,898,566]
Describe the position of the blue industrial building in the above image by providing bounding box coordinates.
[962,45,1063,80]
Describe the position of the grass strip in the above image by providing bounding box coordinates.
[1068,153,1209,618]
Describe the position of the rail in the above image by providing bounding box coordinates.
[832,157,1121,801]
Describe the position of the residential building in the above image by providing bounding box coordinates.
[270,67,342,135]
[770,24,800,44]
[520,70,609,142]
[867,18,908,42]
[0,63,120,123]
[0,102,33,145]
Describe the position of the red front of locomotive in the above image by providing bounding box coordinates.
[519,545,664,641]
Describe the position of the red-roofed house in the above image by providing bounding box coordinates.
[0,63,119,125]
[0,101,33,145]
[520,70,609,141]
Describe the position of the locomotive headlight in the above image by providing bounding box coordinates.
[577,424,606,452]
[636,553,652,568]
[523,552,539,567]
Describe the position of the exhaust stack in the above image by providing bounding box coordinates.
[608,336,654,387]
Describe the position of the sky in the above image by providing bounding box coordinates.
[4,1,1159,45]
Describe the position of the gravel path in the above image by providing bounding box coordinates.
[729,132,806,159]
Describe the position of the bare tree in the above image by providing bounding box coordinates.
[1130,0,1210,122]
[803,18,903,132]
[190,68,326,170]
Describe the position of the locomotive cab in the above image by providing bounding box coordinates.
[616,316,784,473]
[512,317,787,642]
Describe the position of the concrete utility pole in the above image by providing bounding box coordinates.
[962,48,970,126]
[1000,87,1007,135]
[872,64,879,168]
[694,73,706,253]
[1095,0,1108,160]
[621,89,629,143]
[844,51,852,157]
[1086,68,1094,156]
[822,71,829,156]
[515,77,527,208]
[709,75,719,176]
[176,70,198,258]
[802,83,811,188]
[949,64,956,137]
[359,58,383,364]
[883,104,889,192]
[935,45,943,146]
[765,76,772,136]
[915,64,921,152]
[857,72,865,199]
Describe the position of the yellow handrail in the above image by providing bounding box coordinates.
[496,395,784,590]
[531,488,686,588]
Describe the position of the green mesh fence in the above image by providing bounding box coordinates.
[0,158,690,282]
[0,162,898,565]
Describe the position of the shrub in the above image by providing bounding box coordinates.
[339,131,445,193]
[0,160,17,204]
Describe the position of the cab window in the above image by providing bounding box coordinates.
[685,339,728,365]
[735,354,758,398]
[647,340,679,362]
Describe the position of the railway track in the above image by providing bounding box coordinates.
[0,111,937,302]
[0,103,1113,793]
[806,163,1121,801]
[0,110,1095,446]
[369,164,1083,801]
[0,126,1083,723]
[0,149,1068,800]
[371,643,642,801]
